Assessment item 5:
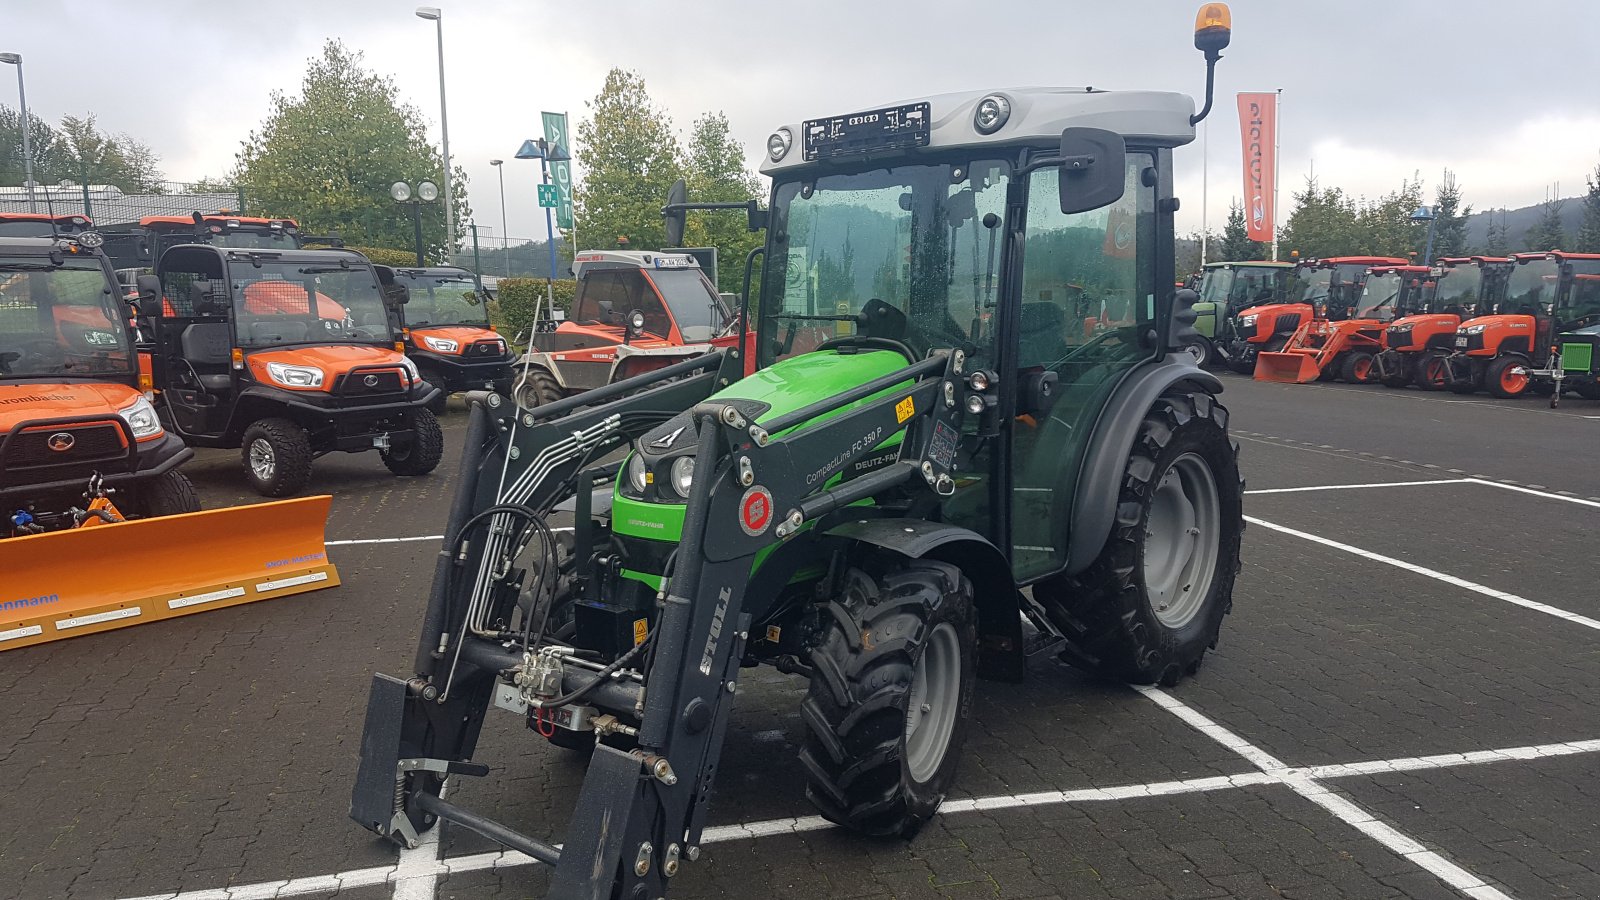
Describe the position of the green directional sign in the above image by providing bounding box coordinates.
[537,184,558,208]
[541,111,573,230]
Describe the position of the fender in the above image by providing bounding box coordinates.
[824,518,1024,682]
[512,351,571,389]
[1064,357,1223,577]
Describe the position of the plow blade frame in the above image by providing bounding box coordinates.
[1254,350,1322,383]
[1,496,340,652]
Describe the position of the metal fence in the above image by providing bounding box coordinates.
[447,228,573,280]
[0,179,246,227]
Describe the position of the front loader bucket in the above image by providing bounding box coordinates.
[1254,350,1322,383]
[1,496,340,652]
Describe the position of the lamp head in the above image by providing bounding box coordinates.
[415,7,441,20]
[515,139,544,160]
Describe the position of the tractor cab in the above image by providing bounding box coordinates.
[1355,264,1431,322]
[136,245,443,495]
[0,232,196,533]
[0,212,96,238]
[376,265,513,405]
[1376,257,1509,390]
[1189,259,1291,366]
[1445,252,1600,398]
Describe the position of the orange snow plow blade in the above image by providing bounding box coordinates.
[0,495,340,652]
[1254,350,1322,383]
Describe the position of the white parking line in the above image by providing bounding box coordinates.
[1246,514,1600,632]
[1246,478,1471,495]
[1464,477,1600,510]
[391,782,448,900]
[116,727,1600,900]
[1136,686,1516,900]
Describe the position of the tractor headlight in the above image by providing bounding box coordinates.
[767,128,793,162]
[627,453,648,493]
[422,336,459,353]
[973,94,1011,134]
[964,394,986,415]
[668,456,695,497]
[1464,324,1488,334]
[1239,314,1257,326]
[265,361,324,388]
[118,395,163,440]
[1389,322,1414,331]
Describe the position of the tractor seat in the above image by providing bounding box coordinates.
[179,322,235,392]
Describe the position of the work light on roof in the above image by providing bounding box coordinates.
[76,231,104,248]
[973,95,1011,135]
[767,128,792,163]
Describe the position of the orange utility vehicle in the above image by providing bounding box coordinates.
[0,212,97,238]
[1374,257,1509,389]
[1,231,199,536]
[136,245,443,495]
[377,266,514,408]
[511,250,747,408]
[1443,251,1600,398]
[1226,256,1404,374]
[1255,261,1423,383]
[100,214,325,270]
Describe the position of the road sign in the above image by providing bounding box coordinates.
[541,111,574,230]
[537,184,558,208]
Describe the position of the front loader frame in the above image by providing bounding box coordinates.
[352,343,978,898]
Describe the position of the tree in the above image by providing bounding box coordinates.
[57,114,163,192]
[1431,169,1470,259]
[233,41,468,258]
[1525,194,1567,252]
[1577,163,1600,254]
[1280,178,1361,258]
[573,69,683,253]
[1218,201,1265,261]
[1355,176,1425,259]
[0,104,68,188]
[682,112,763,293]
[1485,209,1509,257]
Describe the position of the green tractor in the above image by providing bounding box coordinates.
[351,6,1244,897]
[1188,259,1294,366]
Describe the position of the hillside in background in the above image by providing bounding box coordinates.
[1464,196,1585,251]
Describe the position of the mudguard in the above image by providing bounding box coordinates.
[1063,357,1223,576]
[824,518,1024,682]
[512,351,571,388]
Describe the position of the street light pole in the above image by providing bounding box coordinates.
[1410,205,1439,266]
[0,53,36,212]
[515,138,570,316]
[416,8,455,253]
[490,158,509,276]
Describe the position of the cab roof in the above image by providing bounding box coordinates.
[761,86,1197,176]
[140,214,298,228]
[1436,256,1510,265]
[1368,265,1431,275]
[0,212,92,224]
[572,250,700,277]
[1202,260,1294,269]
[1510,251,1600,262]
[1302,256,1409,268]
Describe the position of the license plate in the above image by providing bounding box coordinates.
[1454,336,1468,348]
[804,102,930,161]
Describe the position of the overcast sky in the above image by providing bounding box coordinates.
[10,0,1600,246]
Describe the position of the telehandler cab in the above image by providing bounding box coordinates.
[136,245,444,495]
[352,7,1244,897]
[1375,256,1508,390]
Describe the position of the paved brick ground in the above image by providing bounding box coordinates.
[3,379,1597,899]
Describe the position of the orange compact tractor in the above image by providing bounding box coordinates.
[1374,257,1509,390]
[135,244,444,495]
[1226,256,1403,374]
[1255,260,1421,383]
[510,250,750,408]
[377,266,514,408]
[1442,251,1600,398]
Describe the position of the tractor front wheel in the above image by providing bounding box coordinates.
[1341,351,1379,384]
[1486,355,1531,398]
[1035,392,1243,686]
[241,418,314,497]
[800,558,975,837]
[381,408,444,476]
[1414,353,1449,390]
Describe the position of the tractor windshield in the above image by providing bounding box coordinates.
[1199,268,1234,305]
[0,221,60,238]
[211,229,298,251]
[228,260,396,348]
[1356,274,1402,320]
[761,157,1012,365]
[647,268,727,341]
[1432,266,1482,312]
[1503,259,1559,315]
[0,256,132,380]
[1559,263,1600,321]
[395,271,491,327]
[1292,268,1332,304]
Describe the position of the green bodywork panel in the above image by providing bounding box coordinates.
[610,348,913,590]
[1561,340,1595,373]
[1192,301,1219,339]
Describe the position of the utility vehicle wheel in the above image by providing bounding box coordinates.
[800,558,975,837]
[1485,355,1530,398]
[133,469,201,518]
[1035,392,1243,685]
[241,418,313,497]
[1179,335,1214,367]
[1341,351,1378,384]
[513,368,563,410]
[1414,354,1448,391]
[382,408,444,476]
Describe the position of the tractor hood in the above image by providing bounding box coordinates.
[1237,302,1311,320]
[0,381,144,432]
[245,345,413,393]
[1458,314,1535,332]
[410,325,503,353]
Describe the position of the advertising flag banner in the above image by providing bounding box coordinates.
[1236,93,1276,243]
[541,111,574,230]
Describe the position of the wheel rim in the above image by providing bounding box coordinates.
[1353,356,1372,380]
[1181,341,1206,365]
[514,378,543,410]
[1142,452,1222,629]
[1501,364,1528,393]
[1424,358,1446,387]
[904,621,961,783]
[248,438,276,481]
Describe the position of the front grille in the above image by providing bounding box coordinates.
[335,368,406,396]
[467,339,507,359]
[1386,328,1415,350]
[3,421,127,471]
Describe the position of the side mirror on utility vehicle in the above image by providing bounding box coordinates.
[135,274,163,318]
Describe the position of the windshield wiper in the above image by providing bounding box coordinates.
[771,312,858,321]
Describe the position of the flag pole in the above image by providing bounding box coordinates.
[1271,88,1282,261]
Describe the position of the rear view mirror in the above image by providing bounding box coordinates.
[1057,127,1127,215]
[135,274,163,318]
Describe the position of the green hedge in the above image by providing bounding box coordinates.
[495,278,577,343]
[347,245,421,267]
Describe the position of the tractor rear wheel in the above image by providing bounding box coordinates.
[1035,392,1242,686]
[382,408,444,476]
[1486,355,1531,398]
[1341,351,1379,384]
[133,469,201,519]
[513,368,563,410]
[241,418,314,497]
[1414,353,1448,390]
[800,558,975,837]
